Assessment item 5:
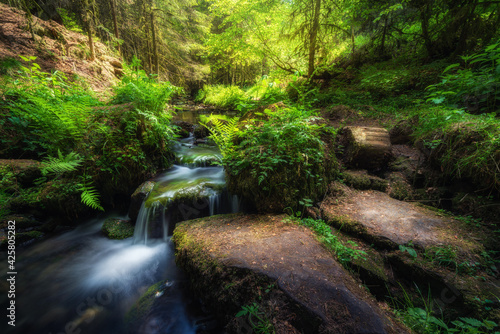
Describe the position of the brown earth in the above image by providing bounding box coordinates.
[0,3,120,95]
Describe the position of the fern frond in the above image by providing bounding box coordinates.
[41,150,83,175]
[80,184,104,211]
[202,115,239,158]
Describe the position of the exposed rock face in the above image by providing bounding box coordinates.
[320,186,500,321]
[173,214,408,334]
[129,181,156,222]
[321,188,483,252]
[339,126,392,170]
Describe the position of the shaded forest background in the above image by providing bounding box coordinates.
[3,0,499,89]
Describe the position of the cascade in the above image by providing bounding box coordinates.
[0,126,238,334]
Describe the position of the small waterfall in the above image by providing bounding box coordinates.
[133,201,167,244]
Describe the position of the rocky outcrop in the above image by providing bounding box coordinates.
[101,218,134,239]
[129,181,155,222]
[338,126,392,170]
[173,214,408,333]
[320,185,500,321]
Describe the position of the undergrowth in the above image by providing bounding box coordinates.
[390,284,499,334]
[0,55,179,214]
[196,77,286,111]
[298,217,366,266]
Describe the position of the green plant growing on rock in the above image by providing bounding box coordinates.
[201,115,239,159]
[399,242,418,259]
[236,302,275,334]
[223,106,337,212]
[300,218,366,265]
[426,39,500,114]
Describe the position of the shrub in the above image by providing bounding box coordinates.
[196,84,247,108]
[426,39,500,114]
[215,106,338,212]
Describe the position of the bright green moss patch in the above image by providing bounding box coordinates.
[101,218,134,239]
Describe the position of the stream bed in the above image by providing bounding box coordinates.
[1,132,234,334]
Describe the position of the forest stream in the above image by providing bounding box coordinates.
[1,124,237,334]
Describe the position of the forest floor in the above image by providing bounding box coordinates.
[0,2,120,96]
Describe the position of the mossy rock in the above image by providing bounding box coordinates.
[0,214,40,232]
[101,218,134,239]
[1,230,44,249]
[129,181,156,222]
[338,126,392,170]
[343,170,388,191]
[387,172,414,200]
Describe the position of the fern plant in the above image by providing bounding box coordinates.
[201,115,239,159]
[79,180,104,211]
[40,150,83,175]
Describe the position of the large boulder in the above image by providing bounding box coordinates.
[173,214,408,333]
[320,186,500,321]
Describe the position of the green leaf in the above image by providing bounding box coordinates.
[459,317,484,327]
[80,184,104,211]
[443,63,460,73]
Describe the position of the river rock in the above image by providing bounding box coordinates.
[0,159,41,188]
[338,126,392,170]
[129,181,156,222]
[101,218,134,239]
[173,214,408,333]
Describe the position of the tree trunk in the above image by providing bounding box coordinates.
[88,28,95,60]
[151,11,158,75]
[351,19,355,54]
[20,0,36,42]
[379,15,388,57]
[83,0,95,60]
[420,3,433,58]
[110,0,120,53]
[308,0,321,78]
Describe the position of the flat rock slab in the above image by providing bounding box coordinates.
[339,126,392,170]
[174,214,407,333]
[321,188,483,253]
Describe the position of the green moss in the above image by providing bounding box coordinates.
[125,281,164,326]
[101,218,134,239]
[342,170,388,191]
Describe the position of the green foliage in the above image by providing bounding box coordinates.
[245,77,287,104]
[40,150,83,175]
[223,105,336,212]
[198,79,286,112]
[57,8,83,33]
[0,56,99,157]
[0,57,21,76]
[200,115,239,159]
[359,64,413,97]
[196,84,247,108]
[399,242,418,259]
[427,40,500,114]
[236,302,275,334]
[1,55,178,214]
[78,179,104,211]
[112,56,181,114]
[410,105,500,191]
[299,218,366,265]
[101,218,134,239]
[390,284,499,334]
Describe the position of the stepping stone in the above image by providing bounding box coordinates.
[321,187,483,253]
[338,126,392,170]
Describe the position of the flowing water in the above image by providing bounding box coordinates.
[1,132,236,334]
